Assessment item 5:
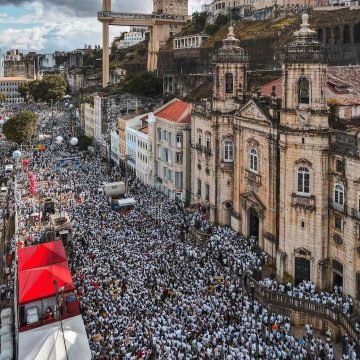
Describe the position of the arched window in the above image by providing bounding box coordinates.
[298,77,310,105]
[297,167,310,195]
[334,184,344,206]
[205,134,211,150]
[224,140,234,162]
[225,73,234,94]
[250,148,258,173]
[197,130,202,145]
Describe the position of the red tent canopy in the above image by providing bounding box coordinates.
[18,262,75,305]
[18,241,67,271]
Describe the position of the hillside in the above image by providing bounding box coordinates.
[189,8,360,49]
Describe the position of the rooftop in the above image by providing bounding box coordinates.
[139,126,148,134]
[260,66,360,106]
[154,98,191,123]
[0,77,28,82]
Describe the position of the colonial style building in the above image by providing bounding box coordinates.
[149,98,192,203]
[192,14,360,303]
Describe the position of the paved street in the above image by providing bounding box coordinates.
[2,104,352,359]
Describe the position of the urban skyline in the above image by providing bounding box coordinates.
[0,0,202,53]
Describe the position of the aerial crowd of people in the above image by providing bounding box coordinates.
[1,103,359,359]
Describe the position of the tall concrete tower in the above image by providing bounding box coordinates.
[153,0,188,15]
[102,0,111,87]
[103,0,111,11]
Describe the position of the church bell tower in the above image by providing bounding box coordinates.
[212,26,249,113]
[277,14,331,290]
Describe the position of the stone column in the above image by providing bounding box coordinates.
[102,21,110,87]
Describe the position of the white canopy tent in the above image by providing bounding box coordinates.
[18,315,91,360]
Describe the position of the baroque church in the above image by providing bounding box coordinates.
[191,14,360,303]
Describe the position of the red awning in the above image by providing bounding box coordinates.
[18,241,67,271]
[18,262,75,305]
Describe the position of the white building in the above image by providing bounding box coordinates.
[173,34,210,49]
[0,50,4,78]
[5,49,22,62]
[84,103,95,138]
[0,77,28,104]
[94,95,102,141]
[117,31,147,49]
[136,126,151,185]
[125,127,138,172]
[110,129,120,165]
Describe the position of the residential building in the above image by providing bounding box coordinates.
[110,129,120,164]
[110,68,127,84]
[135,125,151,185]
[4,50,39,80]
[149,98,192,203]
[84,103,95,138]
[0,77,28,103]
[0,50,4,78]
[5,49,22,62]
[117,31,147,49]
[94,95,103,142]
[173,34,210,49]
[118,113,145,164]
[191,15,360,303]
[68,73,84,93]
[153,0,188,15]
[126,127,138,172]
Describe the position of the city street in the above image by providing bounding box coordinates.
[2,103,353,359]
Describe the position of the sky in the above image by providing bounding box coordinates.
[0,0,203,54]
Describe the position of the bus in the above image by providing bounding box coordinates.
[117,198,136,214]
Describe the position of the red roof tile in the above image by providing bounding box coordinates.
[139,126,148,134]
[155,99,191,123]
[260,78,282,98]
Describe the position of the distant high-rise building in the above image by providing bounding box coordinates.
[153,0,188,15]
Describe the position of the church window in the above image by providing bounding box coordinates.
[297,167,310,195]
[225,73,234,94]
[206,134,211,150]
[298,77,310,105]
[250,148,258,173]
[224,140,234,162]
[197,130,202,146]
[334,184,344,206]
[335,159,343,174]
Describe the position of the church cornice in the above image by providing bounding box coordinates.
[295,158,313,167]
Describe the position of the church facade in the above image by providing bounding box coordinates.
[191,14,360,303]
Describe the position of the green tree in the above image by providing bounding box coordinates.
[18,83,30,100]
[25,75,67,104]
[122,73,163,97]
[193,12,208,33]
[2,111,38,146]
[0,92,6,103]
[77,134,93,151]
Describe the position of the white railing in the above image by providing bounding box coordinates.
[98,11,189,22]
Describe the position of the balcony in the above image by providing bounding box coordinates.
[193,143,212,156]
[331,201,345,214]
[220,161,233,172]
[291,194,316,211]
[245,169,261,186]
[352,208,360,220]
